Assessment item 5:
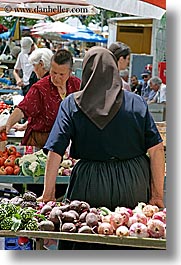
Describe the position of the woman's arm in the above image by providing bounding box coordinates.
[147,142,165,208]
[38,151,62,202]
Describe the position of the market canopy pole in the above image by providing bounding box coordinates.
[0,0,98,20]
[87,0,166,20]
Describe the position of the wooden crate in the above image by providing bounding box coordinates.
[0,230,166,250]
[156,122,166,146]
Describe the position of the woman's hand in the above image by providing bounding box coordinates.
[37,194,56,203]
[149,197,165,208]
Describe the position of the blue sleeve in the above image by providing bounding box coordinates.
[43,95,74,156]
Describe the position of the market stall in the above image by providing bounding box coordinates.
[0,191,166,250]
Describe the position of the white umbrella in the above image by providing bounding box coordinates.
[87,0,166,20]
[31,21,77,41]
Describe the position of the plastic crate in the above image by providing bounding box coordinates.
[5,237,33,250]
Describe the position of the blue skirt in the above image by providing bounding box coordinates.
[59,155,151,250]
[65,154,151,210]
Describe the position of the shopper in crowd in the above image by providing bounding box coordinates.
[119,68,131,91]
[12,48,54,132]
[130,74,142,95]
[7,37,16,54]
[10,46,21,60]
[13,36,38,96]
[38,46,165,249]
[108,42,131,71]
[147,76,166,104]
[0,38,10,55]
[108,42,131,91]
[0,49,81,149]
[140,69,152,101]
[28,47,54,79]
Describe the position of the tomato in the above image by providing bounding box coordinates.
[2,152,8,160]
[4,158,15,167]
[0,157,5,167]
[0,166,6,175]
[8,155,16,160]
[15,152,22,158]
[14,165,20,175]
[0,131,7,141]
[7,146,17,155]
[4,166,14,175]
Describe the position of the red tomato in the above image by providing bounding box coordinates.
[4,158,15,167]
[0,131,7,141]
[8,155,16,160]
[15,152,22,158]
[4,166,14,175]
[7,146,17,155]
[0,157,5,167]
[14,165,20,175]
[2,152,8,160]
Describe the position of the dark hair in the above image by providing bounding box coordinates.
[131,75,138,80]
[52,49,73,69]
[108,42,131,61]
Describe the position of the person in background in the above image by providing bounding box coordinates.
[108,42,131,71]
[147,76,166,104]
[7,37,16,54]
[0,38,10,55]
[0,49,81,149]
[108,42,131,90]
[38,46,165,249]
[12,48,54,132]
[130,75,142,96]
[13,36,38,96]
[28,48,54,79]
[119,69,131,91]
[140,70,152,101]
[10,46,21,60]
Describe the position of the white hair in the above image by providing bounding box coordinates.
[149,76,162,86]
[119,69,129,77]
[28,48,54,71]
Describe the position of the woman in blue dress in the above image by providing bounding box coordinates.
[39,46,165,249]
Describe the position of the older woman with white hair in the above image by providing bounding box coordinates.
[12,48,54,132]
[28,48,54,79]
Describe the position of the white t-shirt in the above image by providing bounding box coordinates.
[153,83,166,103]
[14,52,33,86]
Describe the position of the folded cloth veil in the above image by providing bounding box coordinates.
[74,46,123,129]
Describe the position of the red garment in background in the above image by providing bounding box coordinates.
[17,75,80,145]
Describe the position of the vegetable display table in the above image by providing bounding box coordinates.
[0,175,70,184]
[7,131,25,144]
[0,230,166,250]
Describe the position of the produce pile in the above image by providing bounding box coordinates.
[17,149,78,178]
[0,101,11,113]
[0,193,166,239]
[0,146,22,175]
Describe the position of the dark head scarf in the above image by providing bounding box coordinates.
[74,46,123,129]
